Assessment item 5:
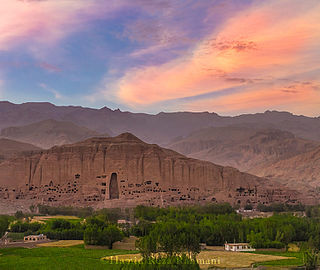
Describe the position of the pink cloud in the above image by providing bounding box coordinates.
[184,81,320,116]
[37,62,61,73]
[0,1,126,50]
[111,0,320,115]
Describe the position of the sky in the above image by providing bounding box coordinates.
[0,0,319,116]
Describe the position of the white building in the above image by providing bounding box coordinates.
[224,242,255,252]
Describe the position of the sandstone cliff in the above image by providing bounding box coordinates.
[0,133,303,209]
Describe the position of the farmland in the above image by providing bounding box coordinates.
[0,244,299,270]
[0,245,138,270]
[102,250,290,269]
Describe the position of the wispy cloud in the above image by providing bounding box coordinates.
[1,0,320,116]
[0,1,127,51]
[96,0,320,115]
[37,62,61,73]
[39,83,63,99]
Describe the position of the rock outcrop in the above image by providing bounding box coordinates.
[0,133,304,210]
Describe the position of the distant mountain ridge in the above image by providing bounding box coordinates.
[1,101,320,145]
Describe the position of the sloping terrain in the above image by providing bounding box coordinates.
[0,138,41,162]
[1,119,106,149]
[167,127,319,171]
[250,146,320,191]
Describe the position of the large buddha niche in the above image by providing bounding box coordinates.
[109,173,119,199]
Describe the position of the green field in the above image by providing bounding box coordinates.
[251,250,304,267]
[0,245,138,270]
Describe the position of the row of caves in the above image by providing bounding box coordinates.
[0,171,299,208]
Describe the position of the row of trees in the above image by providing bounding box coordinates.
[131,204,320,249]
[257,203,305,212]
[8,203,320,251]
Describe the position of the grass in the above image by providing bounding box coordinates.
[251,250,304,267]
[0,245,138,270]
[37,240,84,247]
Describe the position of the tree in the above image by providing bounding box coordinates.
[14,211,24,220]
[84,223,123,248]
[136,221,200,259]
[303,249,320,270]
[0,216,10,237]
[136,234,157,259]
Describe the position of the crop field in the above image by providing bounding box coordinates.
[32,215,81,222]
[37,240,84,247]
[251,250,304,267]
[0,245,138,270]
[102,250,290,269]
[0,244,304,269]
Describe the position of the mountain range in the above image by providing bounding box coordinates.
[0,101,319,203]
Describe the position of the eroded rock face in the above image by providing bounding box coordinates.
[0,133,303,210]
[250,146,320,193]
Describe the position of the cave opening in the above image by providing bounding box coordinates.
[109,173,119,199]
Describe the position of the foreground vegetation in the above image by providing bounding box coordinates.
[3,203,320,269]
[0,245,137,270]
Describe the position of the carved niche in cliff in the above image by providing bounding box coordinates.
[109,173,119,199]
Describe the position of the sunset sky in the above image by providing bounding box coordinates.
[0,0,319,116]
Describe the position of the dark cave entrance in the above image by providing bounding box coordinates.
[109,173,119,199]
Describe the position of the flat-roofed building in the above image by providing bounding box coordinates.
[24,234,47,242]
[224,242,255,252]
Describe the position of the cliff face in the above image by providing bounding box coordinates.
[0,133,303,209]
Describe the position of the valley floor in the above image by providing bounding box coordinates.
[0,245,138,270]
[0,244,303,270]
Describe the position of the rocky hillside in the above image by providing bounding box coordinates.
[0,138,41,162]
[0,133,304,210]
[168,127,319,172]
[250,146,320,191]
[1,119,107,149]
